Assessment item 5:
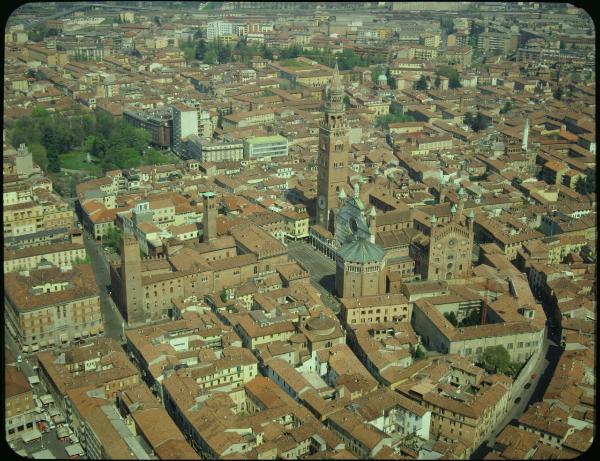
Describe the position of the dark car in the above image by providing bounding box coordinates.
[524,383,531,390]
[514,397,522,404]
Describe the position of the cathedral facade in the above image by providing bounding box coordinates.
[411,204,475,281]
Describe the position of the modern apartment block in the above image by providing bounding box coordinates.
[243,135,289,160]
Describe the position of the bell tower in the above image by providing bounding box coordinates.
[316,60,349,232]
[121,230,143,325]
[202,191,217,242]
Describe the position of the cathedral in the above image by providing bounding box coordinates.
[310,61,475,298]
[410,189,475,281]
[310,63,389,298]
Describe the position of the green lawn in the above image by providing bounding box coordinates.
[141,149,178,165]
[59,151,102,173]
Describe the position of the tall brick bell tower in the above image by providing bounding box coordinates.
[202,191,217,242]
[120,231,143,325]
[316,60,349,233]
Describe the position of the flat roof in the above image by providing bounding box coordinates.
[245,135,288,145]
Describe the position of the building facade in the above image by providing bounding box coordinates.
[4,265,103,353]
[243,135,289,160]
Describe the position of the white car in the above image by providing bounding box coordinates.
[17,355,22,364]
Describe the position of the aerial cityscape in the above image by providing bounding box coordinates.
[3,2,595,459]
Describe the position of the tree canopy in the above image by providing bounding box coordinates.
[575,171,595,195]
[105,226,122,254]
[374,112,416,130]
[436,65,462,89]
[460,308,482,327]
[8,107,158,174]
[415,75,428,91]
[480,345,511,374]
[464,112,487,132]
[444,311,459,327]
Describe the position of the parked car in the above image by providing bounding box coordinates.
[524,383,531,390]
[531,373,537,379]
[514,397,521,404]
[17,355,22,364]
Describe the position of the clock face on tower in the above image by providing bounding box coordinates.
[318,195,327,210]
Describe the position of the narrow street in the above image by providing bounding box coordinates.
[471,331,562,458]
[82,231,124,341]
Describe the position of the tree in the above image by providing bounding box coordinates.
[464,112,487,132]
[480,345,511,374]
[415,75,428,91]
[554,86,563,100]
[436,65,462,89]
[576,172,596,195]
[196,39,207,59]
[29,143,48,171]
[464,112,474,127]
[473,112,488,132]
[343,95,352,109]
[105,226,123,254]
[373,65,385,81]
[444,311,458,327]
[449,73,462,89]
[460,308,482,326]
[220,290,228,302]
[414,345,425,360]
[29,24,49,42]
[204,49,217,64]
[180,41,196,64]
[499,101,512,114]
[260,43,273,60]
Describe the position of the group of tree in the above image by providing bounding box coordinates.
[443,311,459,327]
[575,171,595,195]
[104,226,123,254]
[499,101,513,114]
[554,85,564,100]
[479,345,512,375]
[184,37,385,70]
[374,112,416,130]
[443,309,482,328]
[435,65,462,89]
[413,345,426,360]
[415,75,429,91]
[463,111,488,132]
[7,107,155,173]
[460,308,482,327]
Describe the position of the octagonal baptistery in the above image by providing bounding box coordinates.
[335,237,386,298]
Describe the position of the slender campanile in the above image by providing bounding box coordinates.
[202,191,217,242]
[121,230,143,324]
[316,60,349,233]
